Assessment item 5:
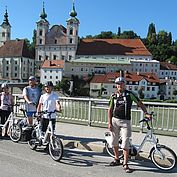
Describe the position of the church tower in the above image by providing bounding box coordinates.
[0,7,11,47]
[36,2,49,46]
[66,1,79,46]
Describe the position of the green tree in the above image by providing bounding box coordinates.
[117,31,139,39]
[95,31,116,39]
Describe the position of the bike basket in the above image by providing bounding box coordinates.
[104,131,113,148]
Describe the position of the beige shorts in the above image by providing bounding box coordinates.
[111,117,132,149]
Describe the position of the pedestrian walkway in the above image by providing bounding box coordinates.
[56,122,177,155]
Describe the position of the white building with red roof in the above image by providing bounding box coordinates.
[159,62,177,79]
[90,72,160,98]
[65,38,160,77]
[40,60,65,85]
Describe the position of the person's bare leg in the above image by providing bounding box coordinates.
[123,149,133,173]
[113,146,119,160]
[28,117,33,125]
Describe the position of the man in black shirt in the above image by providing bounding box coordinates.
[108,77,150,173]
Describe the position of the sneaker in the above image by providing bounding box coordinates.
[109,159,121,166]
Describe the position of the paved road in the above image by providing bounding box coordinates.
[0,137,177,177]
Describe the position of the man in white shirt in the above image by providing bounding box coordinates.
[37,81,61,133]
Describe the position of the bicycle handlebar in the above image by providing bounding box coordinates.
[139,112,154,123]
[36,110,61,117]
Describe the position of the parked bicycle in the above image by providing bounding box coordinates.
[28,110,63,162]
[104,112,177,171]
[0,104,22,142]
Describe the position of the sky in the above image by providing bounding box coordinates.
[0,0,177,42]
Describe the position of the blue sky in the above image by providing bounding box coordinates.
[0,0,177,41]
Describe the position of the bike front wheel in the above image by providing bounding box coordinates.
[9,124,22,142]
[150,145,177,171]
[49,136,63,161]
[28,130,37,150]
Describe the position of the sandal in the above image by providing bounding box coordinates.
[123,164,134,173]
[109,159,121,166]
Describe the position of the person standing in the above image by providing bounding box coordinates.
[37,81,61,134]
[0,83,14,136]
[23,76,41,126]
[108,77,150,173]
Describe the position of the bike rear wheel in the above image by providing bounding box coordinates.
[105,142,124,159]
[150,145,177,171]
[9,124,22,142]
[49,136,63,161]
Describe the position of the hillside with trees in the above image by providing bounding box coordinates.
[83,23,177,65]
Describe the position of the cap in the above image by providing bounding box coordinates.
[44,81,53,87]
[115,77,126,84]
[28,76,36,81]
[1,83,9,89]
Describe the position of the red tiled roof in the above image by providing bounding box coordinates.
[41,60,65,69]
[90,72,160,84]
[160,62,177,70]
[77,39,152,56]
[0,39,34,58]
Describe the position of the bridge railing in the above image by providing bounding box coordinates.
[13,94,177,136]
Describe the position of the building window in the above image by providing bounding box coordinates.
[7,32,10,37]
[39,30,43,36]
[39,55,42,61]
[134,86,138,91]
[62,55,65,60]
[56,76,58,79]
[39,39,42,44]
[70,28,73,35]
[2,32,5,37]
[53,55,57,60]
[69,55,72,60]
[55,39,57,44]
[44,76,47,79]
[15,66,17,71]
[69,38,73,43]
[50,76,52,79]
[6,66,9,70]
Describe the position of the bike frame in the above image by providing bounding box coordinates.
[42,119,55,146]
[0,111,17,133]
[133,126,158,154]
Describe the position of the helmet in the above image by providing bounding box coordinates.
[44,81,53,87]
[115,77,126,84]
[28,76,36,81]
[1,83,9,89]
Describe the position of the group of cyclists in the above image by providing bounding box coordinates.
[0,75,152,173]
[0,76,61,137]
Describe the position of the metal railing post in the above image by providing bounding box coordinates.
[140,110,144,133]
[88,99,92,126]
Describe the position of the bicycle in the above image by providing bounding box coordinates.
[0,104,22,142]
[28,110,63,162]
[104,112,177,171]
